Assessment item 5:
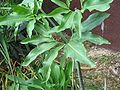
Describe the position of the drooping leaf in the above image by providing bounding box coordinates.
[38,45,64,82]
[51,0,68,9]
[82,12,110,32]
[0,14,34,26]
[21,35,54,45]
[11,5,31,15]
[64,40,95,67]
[22,42,57,66]
[27,19,36,38]
[81,32,111,45]
[82,0,113,12]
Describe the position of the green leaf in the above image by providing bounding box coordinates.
[51,63,60,84]
[21,35,54,45]
[74,9,83,38]
[47,12,75,33]
[59,11,75,31]
[82,12,110,32]
[21,0,34,9]
[11,5,31,15]
[7,75,44,90]
[51,0,68,9]
[65,61,73,80]
[81,32,111,45]
[0,14,34,26]
[82,0,113,12]
[48,7,70,17]
[33,0,40,14]
[59,69,65,87]
[22,42,57,66]
[38,45,64,82]
[27,19,36,38]
[66,0,72,7]
[35,23,51,37]
[64,40,95,67]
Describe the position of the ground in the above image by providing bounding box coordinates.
[83,46,120,90]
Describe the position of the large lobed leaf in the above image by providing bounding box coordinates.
[64,40,95,67]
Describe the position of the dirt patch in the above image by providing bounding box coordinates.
[83,46,120,90]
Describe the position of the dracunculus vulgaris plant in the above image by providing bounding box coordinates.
[0,0,113,90]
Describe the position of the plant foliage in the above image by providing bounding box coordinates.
[0,0,113,90]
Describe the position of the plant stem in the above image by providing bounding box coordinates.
[76,61,84,90]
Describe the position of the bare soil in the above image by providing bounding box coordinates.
[83,46,120,90]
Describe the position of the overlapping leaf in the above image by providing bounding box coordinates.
[38,45,64,82]
[22,42,57,66]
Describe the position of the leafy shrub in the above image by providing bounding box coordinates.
[0,0,113,90]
